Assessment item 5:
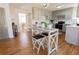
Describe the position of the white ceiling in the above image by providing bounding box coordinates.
[10,3,78,11]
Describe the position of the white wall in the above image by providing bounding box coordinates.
[0,3,13,39]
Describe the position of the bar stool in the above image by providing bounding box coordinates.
[48,30,58,55]
[41,32,48,48]
[32,34,46,54]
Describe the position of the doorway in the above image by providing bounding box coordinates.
[18,13,27,32]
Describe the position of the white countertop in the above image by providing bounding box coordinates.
[66,25,79,28]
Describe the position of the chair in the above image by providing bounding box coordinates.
[32,29,46,54]
[41,30,58,55]
[41,32,48,48]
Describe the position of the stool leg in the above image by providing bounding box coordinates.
[42,45,45,50]
[41,41,45,50]
[37,44,41,54]
[33,41,35,50]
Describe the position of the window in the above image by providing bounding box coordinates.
[18,13,26,24]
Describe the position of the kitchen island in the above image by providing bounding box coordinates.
[65,25,79,46]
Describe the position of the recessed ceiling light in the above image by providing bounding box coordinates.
[56,5,62,8]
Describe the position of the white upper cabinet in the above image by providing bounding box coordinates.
[32,7,39,20]
[32,7,52,22]
[77,4,79,18]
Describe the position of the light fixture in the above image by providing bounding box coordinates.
[41,3,48,8]
[56,5,62,8]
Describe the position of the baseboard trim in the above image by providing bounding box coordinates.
[0,37,14,40]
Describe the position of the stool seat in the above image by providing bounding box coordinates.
[42,32,48,36]
[33,34,44,39]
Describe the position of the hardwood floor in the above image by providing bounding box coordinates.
[56,33,79,55]
[0,31,79,55]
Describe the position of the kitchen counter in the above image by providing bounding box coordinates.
[65,25,79,46]
[67,25,79,28]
